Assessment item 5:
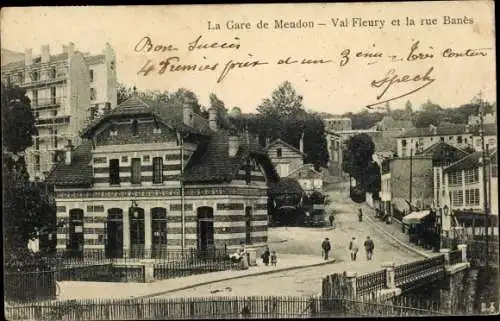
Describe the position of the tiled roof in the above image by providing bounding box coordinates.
[81,95,212,138]
[182,131,278,183]
[444,148,497,172]
[269,178,304,195]
[45,140,93,186]
[397,124,467,138]
[265,138,306,157]
[416,142,470,165]
[288,164,322,179]
[367,131,401,153]
[47,130,278,186]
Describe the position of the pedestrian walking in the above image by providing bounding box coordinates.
[358,208,363,222]
[364,236,375,261]
[261,245,271,266]
[321,237,331,260]
[270,251,278,266]
[348,237,359,261]
[329,214,335,226]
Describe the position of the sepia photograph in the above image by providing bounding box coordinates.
[1,1,497,319]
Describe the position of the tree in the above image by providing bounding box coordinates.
[88,104,99,121]
[2,82,57,262]
[1,83,38,155]
[257,81,304,117]
[117,83,133,105]
[169,88,202,114]
[342,134,380,203]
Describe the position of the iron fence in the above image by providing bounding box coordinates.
[4,269,57,303]
[4,295,450,320]
[48,247,230,267]
[355,270,386,297]
[394,255,445,289]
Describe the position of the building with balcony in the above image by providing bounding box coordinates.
[1,43,117,180]
[45,95,278,256]
[441,148,498,235]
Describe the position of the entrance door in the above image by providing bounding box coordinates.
[68,209,84,258]
[129,207,145,258]
[151,208,167,259]
[106,209,123,258]
[197,207,214,252]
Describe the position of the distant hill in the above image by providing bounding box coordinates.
[1,49,24,66]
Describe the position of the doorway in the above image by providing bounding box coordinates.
[197,207,214,252]
[106,208,123,259]
[151,207,168,259]
[68,209,84,258]
[129,207,145,258]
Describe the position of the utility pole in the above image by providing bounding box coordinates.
[409,147,413,207]
[478,93,490,265]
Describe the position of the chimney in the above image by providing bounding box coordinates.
[41,45,50,63]
[228,135,240,158]
[65,140,74,165]
[183,103,193,126]
[299,132,304,154]
[208,107,218,131]
[67,42,75,59]
[25,48,33,66]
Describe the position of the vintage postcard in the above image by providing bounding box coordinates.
[1,1,497,319]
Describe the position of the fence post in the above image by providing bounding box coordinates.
[381,261,396,289]
[457,244,467,263]
[440,248,451,265]
[344,271,357,298]
[143,262,154,283]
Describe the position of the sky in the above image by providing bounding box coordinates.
[1,2,496,115]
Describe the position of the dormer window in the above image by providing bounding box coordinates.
[132,120,138,136]
[110,124,118,136]
[277,148,282,158]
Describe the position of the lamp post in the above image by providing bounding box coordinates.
[477,93,490,265]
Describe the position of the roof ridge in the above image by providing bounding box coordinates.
[444,150,478,171]
[266,138,306,156]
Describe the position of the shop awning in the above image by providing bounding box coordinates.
[403,210,431,225]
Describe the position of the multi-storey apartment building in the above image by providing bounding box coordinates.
[323,116,352,132]
[1,43,117,180]
[441,148,498,234]
[45,96,277,256]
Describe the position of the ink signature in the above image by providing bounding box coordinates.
[366,66,435,109]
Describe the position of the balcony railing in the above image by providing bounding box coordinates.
[35,116,70,126]
[22,75,67,88]
[32,97,65,108]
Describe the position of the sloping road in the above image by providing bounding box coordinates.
[154,183,423,298]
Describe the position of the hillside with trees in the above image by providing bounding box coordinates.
[340,98,496,129]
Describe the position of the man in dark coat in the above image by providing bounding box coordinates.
[261,245,271,266]
[363,236,375,261]
[321,238,331,260]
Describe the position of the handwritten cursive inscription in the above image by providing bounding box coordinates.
[134,37,179,52]
[367,66,435,108]
[188,35,241,51]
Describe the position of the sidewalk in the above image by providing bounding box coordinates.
[362,205,439,258]
[57,254,336,301]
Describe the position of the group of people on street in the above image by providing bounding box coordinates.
[260,245,277,266]
[321,236,375,261]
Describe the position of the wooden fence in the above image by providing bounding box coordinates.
[4,295,450,320]
[4,269,57,302]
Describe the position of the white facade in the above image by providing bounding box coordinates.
[1,43,118,181]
